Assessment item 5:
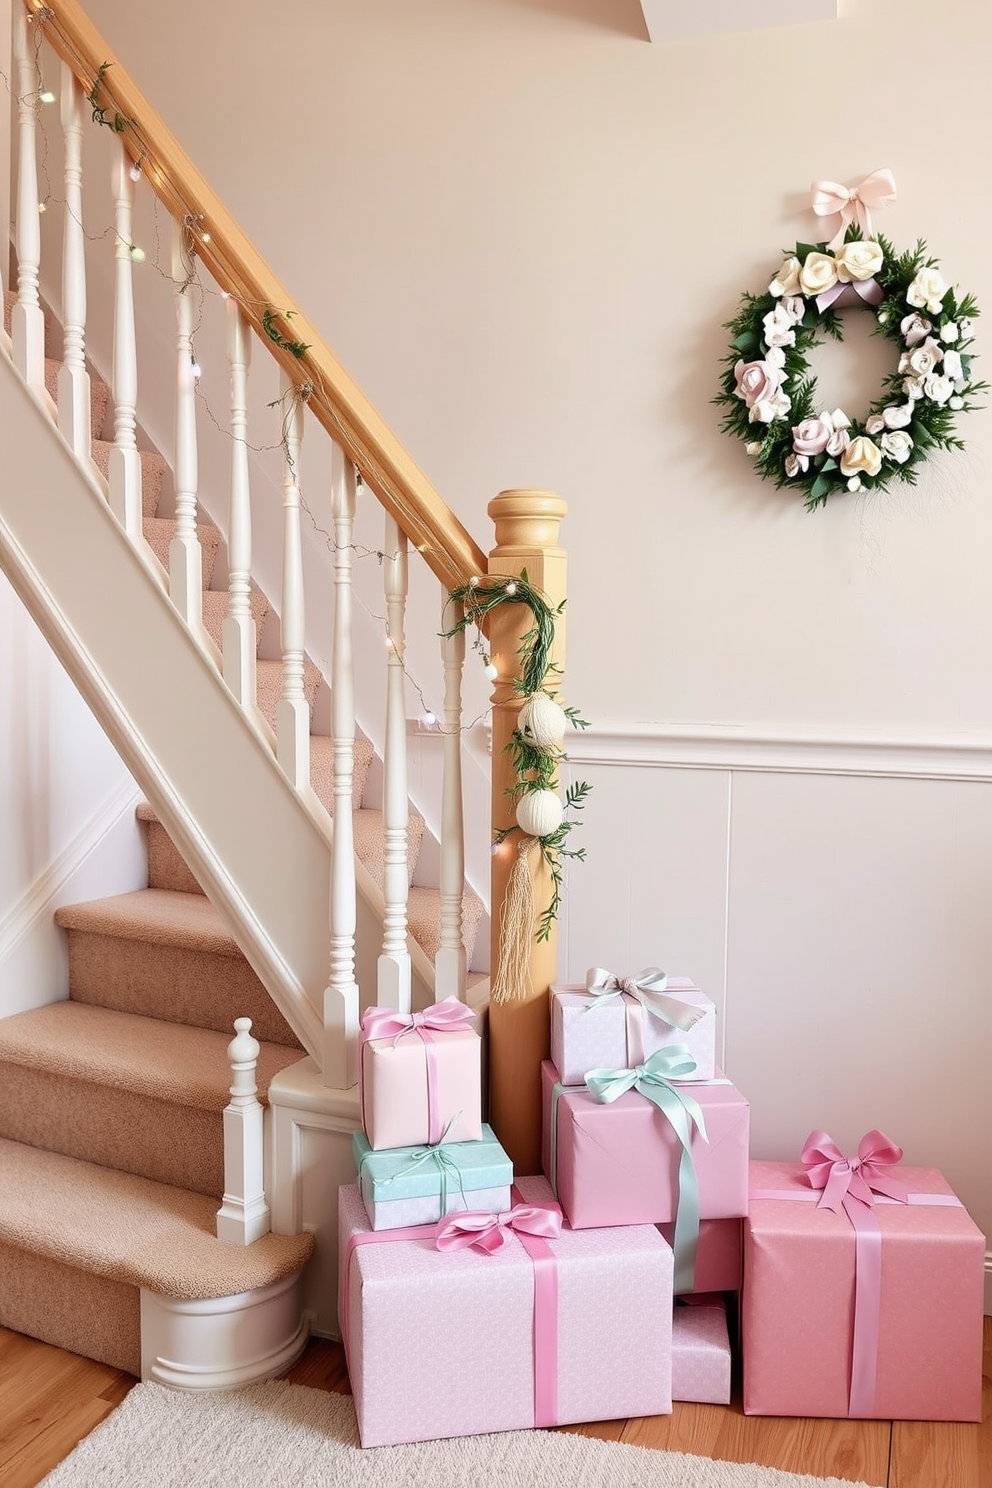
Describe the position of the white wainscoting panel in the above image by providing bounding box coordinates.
[559,763,732,1065]
[561,725,992,1303]
[724,770,992,1252]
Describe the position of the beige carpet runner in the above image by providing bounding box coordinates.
[0,289,482,1375]
[38,1380,878,1488]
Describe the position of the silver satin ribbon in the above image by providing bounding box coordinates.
[585,967,705,1066]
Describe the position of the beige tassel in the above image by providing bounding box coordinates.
[491,835,538,1005]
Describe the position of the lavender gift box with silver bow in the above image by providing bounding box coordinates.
[353,1124,512,1231]
[550,969,716,1084]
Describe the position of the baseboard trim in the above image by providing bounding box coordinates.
[0,774,141,962]
[566,722,992,782]
[140,1271,309,1389]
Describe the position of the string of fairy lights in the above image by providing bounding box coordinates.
[0,25,529,747]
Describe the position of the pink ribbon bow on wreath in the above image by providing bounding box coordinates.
[810,168,897,251]
[801,1129,909,1211]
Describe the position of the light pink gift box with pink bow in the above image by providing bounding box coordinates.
[743,1133,985,1422]
[338,1174,674,1447]
[359,999,482,1151]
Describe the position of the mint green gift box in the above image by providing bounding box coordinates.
[353,1124,513,1231]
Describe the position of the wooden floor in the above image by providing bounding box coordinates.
[1,1319,989,1487]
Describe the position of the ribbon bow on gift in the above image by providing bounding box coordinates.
[586,1046,707,1293]
[811,167,897,251]
[802,1129,909,1212]
[367,1115,469,1214]
[360,998,476,1044]
[585,967,705,1034]
[435,1201,563,1255]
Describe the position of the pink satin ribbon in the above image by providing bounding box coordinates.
[815,278,884,313]
[359,999,476,1145]
[811,168,896,251]
[342,1186,564,1429]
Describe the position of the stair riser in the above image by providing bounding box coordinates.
[65,932,302,1047]
[145,821,203,895]
[0,1063,224,1198]
[0,1241,140,1375]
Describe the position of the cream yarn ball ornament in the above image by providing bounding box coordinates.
[518,691,567,748]
[516,789,564,838]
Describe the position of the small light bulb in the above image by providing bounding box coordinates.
[190,360,202,380]
[37,201,46,213]
[129,245,146,262]
[468,576,480,588]
[421,711,436,729]
[201,230,211,244]
[128,161,141,182]
[505,581,517,596]
[40,90,55,104]
[484,662,498,681]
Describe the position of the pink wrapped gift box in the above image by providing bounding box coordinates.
[338,1174,674,1447]
[659,1217,742,1295]
[360,1001,482,1151]
[551,974,716,1085]
[541,1059,749,1230]
[672,1297,732,1404]
[744,1156,985,1421]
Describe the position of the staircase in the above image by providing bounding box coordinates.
[0,279,482,1376]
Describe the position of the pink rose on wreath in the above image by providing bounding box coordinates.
[734,358,785,410]
[791,416,833,456]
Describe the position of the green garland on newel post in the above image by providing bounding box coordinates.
[446,571,591,1004]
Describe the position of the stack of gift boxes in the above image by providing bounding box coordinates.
[338,975,985,1449]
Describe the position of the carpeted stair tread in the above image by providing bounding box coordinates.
[43,357,111,437]
[56,887,247,957]
[0,1001,300,1113]
[407,884,484,965]
[91,439,168,518]
[309,734,374,814]
[200,588,270,651]
[353,808,423,888]
[0,1138,314,1301]
[142,515,221,585]
[254,657,323,731]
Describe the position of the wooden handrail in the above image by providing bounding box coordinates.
[28,0,487,594]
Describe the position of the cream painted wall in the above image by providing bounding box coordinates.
[81,0,992,737]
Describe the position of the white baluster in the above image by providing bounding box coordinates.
[12,2,45,389]
[216,1018,271,1245]
[378,513,411,1012]
[170,218,202,626]
[276,371,309,787]
[57,64,91,459]
[435,595,467,1002]
[223,302,256,706]
[323,442,359,1089]
[108,142,142,535]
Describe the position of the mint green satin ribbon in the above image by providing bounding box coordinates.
[550,1046,708,1293]
[358,1114,468,1216]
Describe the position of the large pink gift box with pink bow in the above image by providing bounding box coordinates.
[359,999,482,1151]
[744,1137,986,1422]
[551,971,717,1085]
[338,1174,674,1447]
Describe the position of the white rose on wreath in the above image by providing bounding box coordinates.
[716,220,986,509]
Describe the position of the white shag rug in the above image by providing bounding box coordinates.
[39,1379,877,1488]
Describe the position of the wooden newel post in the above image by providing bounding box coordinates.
[487,489,567,1175]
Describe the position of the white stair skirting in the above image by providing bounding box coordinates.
[139,1270,309,1389]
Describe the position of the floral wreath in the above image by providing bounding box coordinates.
[716,174,986,510]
